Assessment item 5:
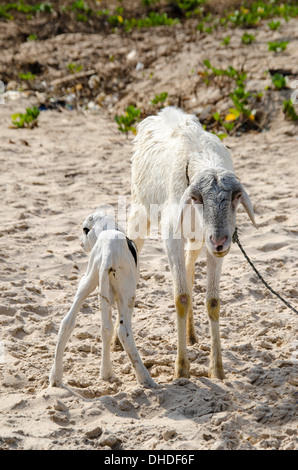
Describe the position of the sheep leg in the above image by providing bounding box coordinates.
[206,251,225,380]
[165,236,190,378]
[185,243,202,345]
[100,292,116,381]
[111,316,123,351]
[49,274,97,387]
[112,207,149,352]
[116,296,158,388]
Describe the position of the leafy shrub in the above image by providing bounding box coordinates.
[220,36,231,46]
[268,20,280,30]
[241,33,255,45]
[283,100,298,121]
[114,106,141,135]
[18,72,36,80]
[202,60,256,133]
[67,63,83,74]
[271,73,287,90]
[11,106,40,129]
[268,40,289,52]
[150,92,168,106]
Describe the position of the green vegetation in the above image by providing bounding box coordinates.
[271,73,287,90]
[241,33,255,45]
[150,92,168,106]
[18,72,36,80]
[0,2,52,19]
[2,1,297,136]
[283,100,298,121]
[114,106,141,135]
[67,63,83,74]
[224,2,298,28]
[118,12,180,31]
[1,1,297,33]
[26,34,38,41]
[268,40,289,52]
[11,106,40,129]
[220,36,231,46]
[268,19,280,30]
[202,60,257,135]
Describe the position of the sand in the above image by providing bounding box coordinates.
[0,11,297,451]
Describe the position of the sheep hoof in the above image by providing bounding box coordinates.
[175,358,190,379]
[208,367,225,381]
[187,331,198,345]
[111,334,124,351]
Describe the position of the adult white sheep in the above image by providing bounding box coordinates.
[127,107,257,380]
[49,211,157,389]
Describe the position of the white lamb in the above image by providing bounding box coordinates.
[127,107,257,380]
[49,211,157,389]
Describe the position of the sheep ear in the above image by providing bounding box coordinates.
[179,192,192,218]
[240,189,258,229]
[176,189,192,234]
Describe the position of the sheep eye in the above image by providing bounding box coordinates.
[191,195,202,204]
[233,192,242,201]
[83,227,90,235]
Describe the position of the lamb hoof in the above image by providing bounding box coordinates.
[111,334,124,351]
[49,377,62,388]
[49,369,62,387]
[141,378,159,389]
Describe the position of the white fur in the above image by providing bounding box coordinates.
[128,107,257,380]
[50,211,157,389]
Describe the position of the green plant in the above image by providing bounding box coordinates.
[0,2,53,19]
[142,0,161,6]
[123,12,179,31]
[150,92,168,106]
[283,100,298,121]
[229,86,253,119]
[226,2,298,28]
[271,73,287,90]
[202,60,246,86]
[11,106,40,129]
[18,72,36,80]
[241,33,255,45]
[268,20,280,30]
[26,34,38,41]
[220,36,231,46]
[71,0,92,14]
[67,62,83,74]
[114,106,141,135]
[268,40,289,52]
[203,60,256,133]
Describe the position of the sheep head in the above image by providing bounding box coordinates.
[180,169,257,258]
[80,211,124,252]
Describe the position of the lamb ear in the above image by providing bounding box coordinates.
[240,188,258,229]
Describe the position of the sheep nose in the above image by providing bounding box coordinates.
[210,235,228,252]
